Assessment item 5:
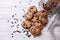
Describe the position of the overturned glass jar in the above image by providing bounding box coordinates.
[38,0,60,40]
[46,2,60,40]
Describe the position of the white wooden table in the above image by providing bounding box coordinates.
[0,0,59,40]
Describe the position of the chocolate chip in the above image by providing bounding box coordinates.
[19,1,21,3]
[28,35,31,37]
[17,26,19,28]
[13,31,16,33]
[22,29,24,30]
[17,24,19,26]
[30,0,32,2]
[23,30,25,33]
[28,3,30,5]
[25,31,29,36]
[42,10,45,13]
[12,36,14,38]
[23,36,25,38]
[15,22,16,23]
[13,30,21,33]
[11,22,14,24]
[34,36,36,38]
[23,16,24,17]
[11,26,13,27]
[26,27,28,29]
[22,9,25,12]
[11,25,15,28]
[14,18,18,22]
[22,9,24,11]
[11,33,13,35]
[15,6,16,8]
[7,20,9,22]
[12,15,14,17]
[31,7,33,9]
[20,20,22,21]
[26,33,28,36]
[15,14,17,15]
[16,30,21,33]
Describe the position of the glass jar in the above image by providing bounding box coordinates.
[48,3,60,39]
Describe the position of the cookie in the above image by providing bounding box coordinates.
[40,17,48,25]
[30,26,42,36]
[48,0,59,4]
[31,17,38,22]
[43,3,52,11]
[34,22,43,29]
[37,10,47,18]
[21,21,32,29]
[28,6,37,13]
[24,12,33,20]
[43,0,59,11]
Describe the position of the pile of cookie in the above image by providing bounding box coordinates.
[21,6,48,36]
